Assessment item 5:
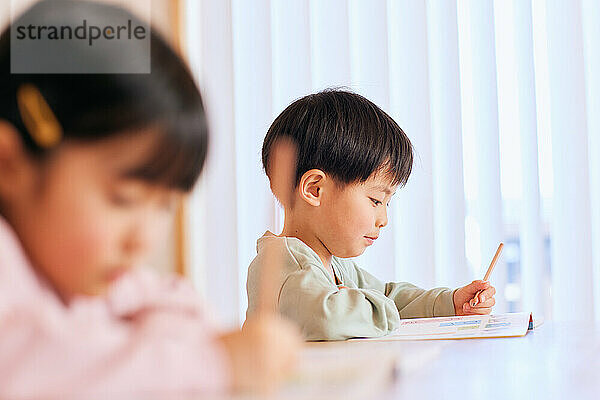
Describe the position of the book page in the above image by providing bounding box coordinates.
[359,312,531,341]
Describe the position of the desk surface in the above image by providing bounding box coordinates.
[304,321,600,400]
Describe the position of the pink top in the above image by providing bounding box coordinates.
[0,216,230,399]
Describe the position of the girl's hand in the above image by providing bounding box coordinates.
[453,280,496,316]
[218,314,301,394]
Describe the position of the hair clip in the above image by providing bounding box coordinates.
[16,84,63,149]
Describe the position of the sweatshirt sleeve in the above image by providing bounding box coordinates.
[352,265,457,318]
[0,271,230,399]
[277,265,401,341]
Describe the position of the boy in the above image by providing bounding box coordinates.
[246,90,496,341]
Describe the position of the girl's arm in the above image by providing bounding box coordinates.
[0,271,230,398]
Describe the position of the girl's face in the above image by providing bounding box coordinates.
[1,129,181,301]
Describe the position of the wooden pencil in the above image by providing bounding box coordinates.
[483,242,504,281]
[256,139,297,314]
[470,242,504,307]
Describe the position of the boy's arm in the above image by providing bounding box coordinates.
[353,266,456,318]
[277,266,401,341]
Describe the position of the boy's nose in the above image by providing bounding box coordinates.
[376,208,388,228]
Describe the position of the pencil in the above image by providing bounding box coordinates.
[470,242,504,307]
[256,139,297,314]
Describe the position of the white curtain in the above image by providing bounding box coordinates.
[184,0,600,328]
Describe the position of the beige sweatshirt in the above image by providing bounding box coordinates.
[246,231,456,341]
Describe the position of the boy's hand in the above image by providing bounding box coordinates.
[219,314,301,394]
[453,280,496,316]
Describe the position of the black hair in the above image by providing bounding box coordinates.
[0,0,207,192]
[262,89,413,188]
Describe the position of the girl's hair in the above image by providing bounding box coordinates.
[0,0,208,192]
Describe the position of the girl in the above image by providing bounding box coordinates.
[0,1,299,398]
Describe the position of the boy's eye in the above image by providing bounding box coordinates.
[370,197,383,206]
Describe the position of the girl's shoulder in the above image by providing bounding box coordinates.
[0,216,60,308]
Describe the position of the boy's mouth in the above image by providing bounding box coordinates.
[364,235,378,245]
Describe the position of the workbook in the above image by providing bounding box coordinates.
[356,312,541,341]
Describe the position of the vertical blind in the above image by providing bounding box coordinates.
[544,0,594,322]
[184,0,599,328]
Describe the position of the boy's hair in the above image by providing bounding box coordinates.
[0,0,207,192]
[262,90,413,190]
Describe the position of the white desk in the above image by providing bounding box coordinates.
[302,322,599,400]
[382,322,599,399]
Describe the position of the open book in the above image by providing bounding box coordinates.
[356,312,542,341]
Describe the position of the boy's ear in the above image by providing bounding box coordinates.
[0,121,30,199]
[299,169,326,206]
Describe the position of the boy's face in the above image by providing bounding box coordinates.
[1,129,180,301]
[316,172,397,258]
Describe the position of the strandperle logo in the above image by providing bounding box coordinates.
[10,0,151,74]
[15,19,147,47]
